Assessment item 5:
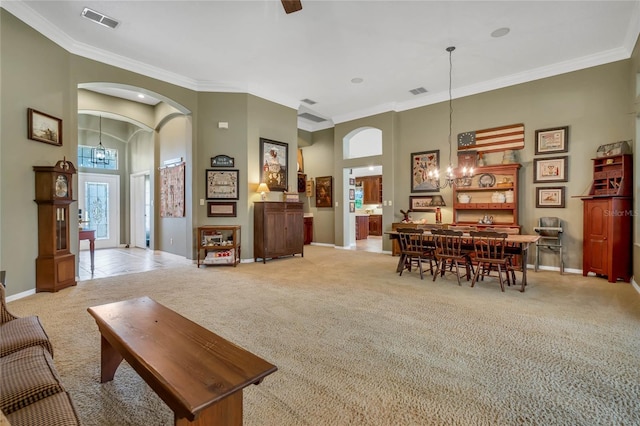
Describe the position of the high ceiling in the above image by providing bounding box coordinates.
[4,1,639,131]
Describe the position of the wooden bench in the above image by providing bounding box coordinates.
[87,297,277,425]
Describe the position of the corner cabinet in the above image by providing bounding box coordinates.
[254,202,304,263]
[581,154,632,283]
[196,225,241,267]
[452,163,521,231]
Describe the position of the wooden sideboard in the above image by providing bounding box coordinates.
[254,202,304,263]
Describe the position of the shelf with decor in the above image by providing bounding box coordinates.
[197,225,241,267]
[452,163,521,231]
[588,154,632,196]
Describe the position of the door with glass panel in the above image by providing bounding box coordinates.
[78,173,120,249]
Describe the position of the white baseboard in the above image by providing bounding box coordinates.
[6,289,36,303]
[632,277,640,295]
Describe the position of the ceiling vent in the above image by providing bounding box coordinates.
[301,98,317,105]
[298,112,327,123]
[82,7,119,29]
[409,87,427,95]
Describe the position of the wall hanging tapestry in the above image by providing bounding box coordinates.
[160,162,185,217]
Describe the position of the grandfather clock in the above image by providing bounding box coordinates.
[33,159,77,292]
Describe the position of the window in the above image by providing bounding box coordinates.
[77,145,118,170]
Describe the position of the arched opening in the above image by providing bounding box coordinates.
[77,84,192,280]
[343,127,383,253]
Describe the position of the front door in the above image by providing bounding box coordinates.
[78,173,120,249]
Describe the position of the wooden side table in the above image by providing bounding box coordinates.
[79,229,95,274]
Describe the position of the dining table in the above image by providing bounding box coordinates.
[386,230,540,292]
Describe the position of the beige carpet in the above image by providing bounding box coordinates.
[7,246,640,425]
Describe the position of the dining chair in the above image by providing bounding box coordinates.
[469,231,515,292]
[431,229,474,285]
[397,228,434,279]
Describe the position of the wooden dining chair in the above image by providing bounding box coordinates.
[397,228,434,279]
[431,229,474,285]
[469,231,515,292]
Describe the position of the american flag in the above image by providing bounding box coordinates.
[459,123,525,153]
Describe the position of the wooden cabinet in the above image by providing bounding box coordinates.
[355,216,369,240]
[254,202,304,263]
[581,154,632,283]
[452,164,520,230]
[304,216,313,245]
[33,160,77,292]
[368,215,382,236]
[356,176,382,204]
[196,225,241,267]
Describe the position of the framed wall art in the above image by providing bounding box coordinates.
[315,176,332,208]
[28,108,62,146]
[159,162,185,217]
[260,138,288,192]
[207,201,237,217]
[409,195,436,212]
[533,156,568,183]
[535,126,568,155]
[536,187,566,208]
[206,169,239,200]
[349,201,355,213]
[411,150,440,192]
[349,188,355,200]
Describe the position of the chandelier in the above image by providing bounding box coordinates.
[427,46,473,188]
[91,115,109,165]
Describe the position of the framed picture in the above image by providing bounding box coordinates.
[536,186,566,208]
[411,150,440,192]
[535,126,568,155]
[409,195,436,212]
[349,201,355,213]
[533,156,568,183]
[349,188,355,200]
[207,202,237,217]
[349,177,355,186]
[206,169,239,200]
[315,176,332,208]
[28,108,62,146]
[260,138,288,192]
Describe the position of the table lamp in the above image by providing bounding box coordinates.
[257,182,270,201]
[429,195,446,224]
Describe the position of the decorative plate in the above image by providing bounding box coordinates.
[478,173,496,188]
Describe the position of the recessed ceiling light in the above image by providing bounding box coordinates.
[368,166,374,171]
[491,27,510,38]
[137,94,145,99]
[351,77,364,84]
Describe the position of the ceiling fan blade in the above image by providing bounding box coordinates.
[281,0,302,14]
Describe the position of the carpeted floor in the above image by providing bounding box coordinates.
[7,245,640,425]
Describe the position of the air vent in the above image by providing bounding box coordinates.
[409,87,428,95]
[82,7,119,29]
[301,98,317,105]
[298,112,327,123]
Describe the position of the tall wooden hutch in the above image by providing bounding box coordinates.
[581,154,632,283]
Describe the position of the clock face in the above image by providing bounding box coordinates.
[458,131,476,148]
[55,175,68,198]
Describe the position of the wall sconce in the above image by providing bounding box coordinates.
[429,195,446,224]
[257,182,270,201]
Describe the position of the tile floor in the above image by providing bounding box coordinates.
[77,248,192,281]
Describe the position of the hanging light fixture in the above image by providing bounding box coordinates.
[427,46,473,188]
[91,115,109,165]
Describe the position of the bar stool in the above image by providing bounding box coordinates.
[534,217,563,274]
